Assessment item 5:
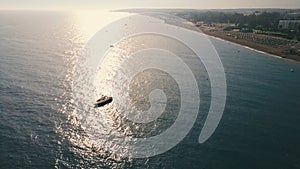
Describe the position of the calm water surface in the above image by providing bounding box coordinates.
[0,11,300,169]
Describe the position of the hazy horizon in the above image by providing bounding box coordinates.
[1,0,300,11]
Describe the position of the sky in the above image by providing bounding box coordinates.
[0,0,300,10]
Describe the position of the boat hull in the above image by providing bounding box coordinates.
[94,97,113,108]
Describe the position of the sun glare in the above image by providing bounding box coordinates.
[73,10,131,39]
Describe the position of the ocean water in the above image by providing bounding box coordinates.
[0,11,300,169]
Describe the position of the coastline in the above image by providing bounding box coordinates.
[203,32,284,60]
[132,11,300,63]
[200,28,300,62]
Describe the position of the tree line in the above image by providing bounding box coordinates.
[176,11,289,31]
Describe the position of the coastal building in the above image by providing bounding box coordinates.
[284,12,300,20]
[278,20,300,30]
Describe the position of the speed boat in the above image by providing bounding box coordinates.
[94,96,113,108]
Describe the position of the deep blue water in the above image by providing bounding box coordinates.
[0,11,300,169]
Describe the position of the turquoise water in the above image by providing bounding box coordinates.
[0,11,300,168]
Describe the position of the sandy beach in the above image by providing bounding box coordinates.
[199,26,300,62]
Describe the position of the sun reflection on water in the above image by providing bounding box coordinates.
[56,11,199,167]
[55,11,134,168]
[73,10,131,39]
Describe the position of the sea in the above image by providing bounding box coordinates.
[0,11,300,169]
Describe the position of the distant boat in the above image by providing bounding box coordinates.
[94,96,113,108]
[290,69,294,72]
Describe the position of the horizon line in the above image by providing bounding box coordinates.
[0,7,300,12]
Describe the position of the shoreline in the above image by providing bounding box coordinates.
[133,12,300,63]
[166,19,300,63]
[205,33,300,64]
[200,28,300,62]
[203,32,284,60]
